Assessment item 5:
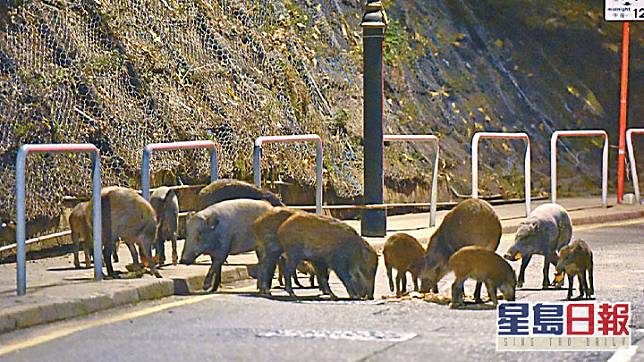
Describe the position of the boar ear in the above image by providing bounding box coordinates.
[207,217,219,231]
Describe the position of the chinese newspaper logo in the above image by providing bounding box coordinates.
[497,302,631,351]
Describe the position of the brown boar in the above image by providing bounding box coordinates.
[198,179,284,210]
[383,233,425,297]
[277,213,378,300]
[556,239,594,300]
[448,246,516,307]
[69,201,119,269]
[253,207,301,294]
[150,187,179,265]
[417,198,502,302]
[86,186,160,278]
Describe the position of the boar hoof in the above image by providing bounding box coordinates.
[517,281,523,289]
[449,302,464,309]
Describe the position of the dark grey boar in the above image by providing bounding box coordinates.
[416,198,501,302]
[504,203,572,289]
[277,213,379,300]
[150,187,179,265]
[556,239,594,300]
[180,199,274,292]
[86,186,160,278]
[448,246,516,308]
[383,233,425,297]
[198,179,284,209]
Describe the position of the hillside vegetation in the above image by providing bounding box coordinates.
[0,0,641,221]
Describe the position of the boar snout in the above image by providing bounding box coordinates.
[504,247,522,261]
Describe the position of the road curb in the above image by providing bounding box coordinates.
[0,266,249,335]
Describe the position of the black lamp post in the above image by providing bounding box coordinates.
[360,1,387,237]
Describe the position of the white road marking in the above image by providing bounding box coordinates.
[257,329,417,342]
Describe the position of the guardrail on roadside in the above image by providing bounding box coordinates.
[15,144,103,296]
[626,128,644,203]
[472,132,531,216]
[551,130,608,208]
[253,134,323,214]
[384,134,440,227]
[141,140,218,201]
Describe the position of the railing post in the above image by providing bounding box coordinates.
[253,144,261,187]
[472,134,480,199]
[91,152,103,281]
[15,146,27,296]
[142,146,152,201]
[626,129,641,203]
[315,141,323,214]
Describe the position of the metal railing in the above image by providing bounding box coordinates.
[253,135,323,214]
[626,128,644,203]
[551,130,608,207]
[15,144,102,296]
[472,132,531,216]
[384,134,439,227]
[141,141,218,201]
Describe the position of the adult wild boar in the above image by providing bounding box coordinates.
[180,199,274,292]
[504,203,572,289]
[150,187,179,265]
[277,213,378,300]
[416,198,501,302]
[198,179,284,209]
[86,186,160,278]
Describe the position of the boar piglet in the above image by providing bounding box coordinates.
[150,186,179,265]
[504,203,572,289]
[556,239,594,300]
[448,246,516,308]
[277,213,378,300]
[417,198,501,302]
[384,233,425,297]
[180,199,273,292]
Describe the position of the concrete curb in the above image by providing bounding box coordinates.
[0,266,249,335]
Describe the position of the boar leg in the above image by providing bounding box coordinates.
[102,239,118,279]
[395,270,402,296]
[171,233,178,266]
[281,256,299,298]
[450,277,466,308]
[485,281,498,305]
[401,272,408,295]
[588,260,594,296]
[577,274,588,299]
[474,282,484,303]
[314,262,337,300]
[136,237,161,278]
[566,274,574,300]
[309,273,315,287]
[292,270,304,288]
[542,254,552,289]
[126,242,141,268]
[83,241,92,269]
[204,254,226,292]
[386,264,394,292]
[517,255,532,288]
[72,232,81,269]
[412,272,419,292]
[259,250,280,293]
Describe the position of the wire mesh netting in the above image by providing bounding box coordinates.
[0,0,367,221]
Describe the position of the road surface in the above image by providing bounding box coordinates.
[0,220,642,361]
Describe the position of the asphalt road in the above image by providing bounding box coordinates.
[0,221,643,362]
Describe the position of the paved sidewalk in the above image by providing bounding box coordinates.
[1,196,643,334]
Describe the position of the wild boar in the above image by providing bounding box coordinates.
[448,246,516,307]
[180,199,274,292]
[416,198,502,302]
[69,202,120,269]
[504,203,572,289]
[252,207,306,294]
[556,239,594,300]
[86,186,160,278]
[383,233,425,297]
[277,213,378,300]
[198,179,284,209]
[150,187,179,265]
